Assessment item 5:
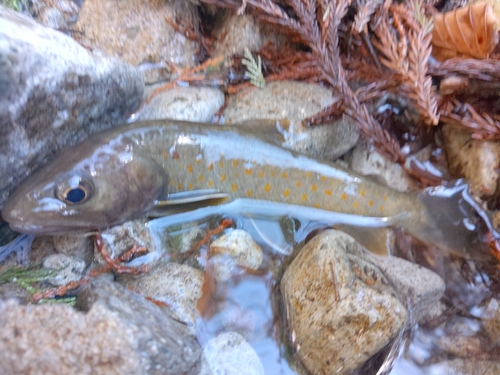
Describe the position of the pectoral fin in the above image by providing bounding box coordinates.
[154,189,230,206]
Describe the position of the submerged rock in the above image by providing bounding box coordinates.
[119,262,204,330]
[43,253,86,286]
[223,81,360,161]
[281,230,409,374]
[0,277,202,375]
[200,332,264,375]
[209,229,263,282]
[0,6,144,207]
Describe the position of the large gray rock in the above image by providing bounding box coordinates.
[0,277,202,375]
[281,230,409,375]
[0,6,144,206]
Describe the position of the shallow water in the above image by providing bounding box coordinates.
[144,181,499,374]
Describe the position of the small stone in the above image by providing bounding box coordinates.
[119,262,204,329]
[281,229,409,375]
[200,332,264,375]
[209,229,263,281]
[43,254,86,286]
[347,144,416,192]
[443,124,500,199]
[97,220,161,267]
[52,235,93,265]
[140,86,225,123]
[482,298,500,344]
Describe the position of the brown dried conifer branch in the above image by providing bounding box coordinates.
[429,58,500,80]
[441,101,500,140]
[406,10,439,125]
[353,0,384,33]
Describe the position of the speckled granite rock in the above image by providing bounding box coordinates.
[0,6,144,207]
[0,277,202,375]
[281,229,409,374]
[73,0,199,67]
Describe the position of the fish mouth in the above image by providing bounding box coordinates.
[6,221,92,236]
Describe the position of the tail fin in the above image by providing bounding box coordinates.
[413,180,498,253]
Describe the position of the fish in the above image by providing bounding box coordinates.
[0,120,478,249]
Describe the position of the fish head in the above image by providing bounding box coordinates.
[2,136,168,235]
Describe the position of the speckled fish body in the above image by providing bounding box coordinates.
[2,120,432,235]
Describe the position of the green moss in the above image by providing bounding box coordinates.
[1,0,28,12]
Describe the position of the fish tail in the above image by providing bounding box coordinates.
[410,181,495,253]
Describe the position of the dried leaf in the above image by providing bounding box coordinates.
[432,2,499,59]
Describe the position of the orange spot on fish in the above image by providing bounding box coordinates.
[177,182,183,190]
[321,176,327,181]
[232,160,239,167]
[258,171,264,178]
[220,174,226,182]
[379,206,384,211]
[208,179,214,188]
[306,172,312,178]
[219,160,224,167]
[368,200,374,206]
[196,159,200,165]
[353,202,359,208]
[188,183,193,190]
[325,190,332,196]
[198,175,204,182]
[232,183,238,192]
[264,184,272,192]
[341,193,348,200]
[163,151,168,160]
[296,181,303,188]
[208,163,214,171]
[301,193,307,201]
[314,203,320,208]
[271,171,277,177]
[282,172,288,178]
[383,194,388,201]
[246,189,253,197]
[187,165,193,173]
[360,190,366,197]
[283,188,290,197]
[245,169,252,175]
[311,184,317,192]
[169,180,174,186]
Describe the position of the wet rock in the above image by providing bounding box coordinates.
[119,262,204,330]
[140,86,225,122]
[34,0,80,29]
[367,254,445,323]
[97,220,162,267]
[223,81,359,161]
[200,332,264,375]
[442,124,500,199]
[0,7,144,207]
[347,144,416,192]
[281,229,409,375]
[52,235,93,265]
[482,298,500,344]
[427,359,500,375]
[74,0,199,67]
[43,253,86,286]
[209,229,263,281]
[0,277,202,375]
[436,335,485,359]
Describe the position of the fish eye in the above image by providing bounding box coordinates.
[56,175,94,205]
